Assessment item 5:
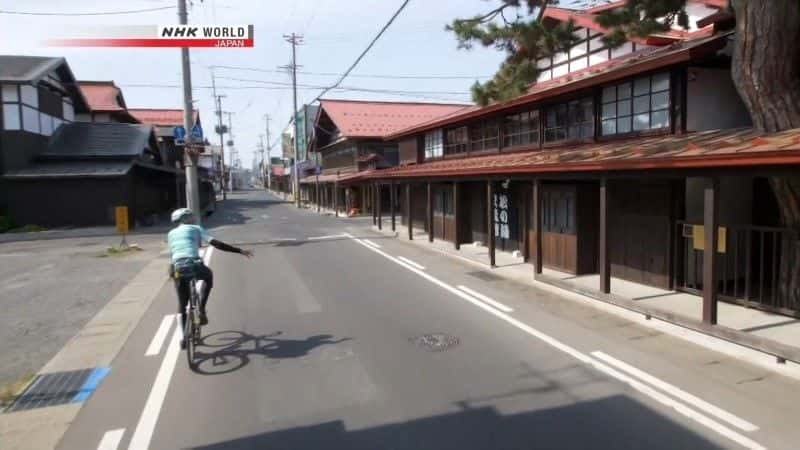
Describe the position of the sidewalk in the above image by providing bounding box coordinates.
[324,210,800,376]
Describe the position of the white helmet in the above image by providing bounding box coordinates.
[171,208,194,223]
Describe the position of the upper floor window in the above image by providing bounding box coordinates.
[424,129,443,159]
[602,72,670,136]
[468,119,498,152]
[503,110,540,148]
[444,126,468,155]
[544,97,593,143]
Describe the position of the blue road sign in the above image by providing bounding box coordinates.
[173,126,186,145]
[191,124,204,141]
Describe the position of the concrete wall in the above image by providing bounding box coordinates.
[686,67,752,132]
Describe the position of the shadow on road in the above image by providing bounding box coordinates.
[190,330,351,375]
[189,394,725,450]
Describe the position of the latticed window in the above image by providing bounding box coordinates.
[503,110,540,148]
[544,97,593,143]
[424,129,443,159]
[444,126,468,155]
[602,72,670,136]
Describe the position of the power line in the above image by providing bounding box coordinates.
[0,6,175,16]
[211,64,491,80]
[312,0,411,102]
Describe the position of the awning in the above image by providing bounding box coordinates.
[364,127,800,180]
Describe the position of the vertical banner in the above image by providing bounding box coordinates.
[493,181,518,251]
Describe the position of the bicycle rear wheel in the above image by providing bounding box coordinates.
[185,282,199,369]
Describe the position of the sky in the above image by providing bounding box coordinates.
[0,0,516,169]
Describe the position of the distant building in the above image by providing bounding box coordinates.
[77,81,139,123]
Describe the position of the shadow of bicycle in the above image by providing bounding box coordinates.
[190,330,352,375]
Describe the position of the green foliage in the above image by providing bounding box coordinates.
[0,216,13,233]
[449,0,690,106]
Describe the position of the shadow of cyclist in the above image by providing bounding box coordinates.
[191,330,351,375]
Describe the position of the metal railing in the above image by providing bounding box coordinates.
[676,221,799,317]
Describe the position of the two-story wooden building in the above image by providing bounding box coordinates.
[301,99,468,216]
[360,1,800,333]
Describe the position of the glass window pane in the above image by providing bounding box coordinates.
[633,112,650,130]
[2,103,20,130]
[602,86,616,103]
[634,77,650,96]
[651,91,669,110]
[20,85,38,108]
[602,119,616,135]
[651,109,670,128]
[601,102,616,120]
[1,84,18,102]
[617,116,632,133]
[617,99,631,116]
[62,100,74,122]
[22,105,40,133]
[633,95,650,114]
[617,82,632,99]
[652,72,670,92]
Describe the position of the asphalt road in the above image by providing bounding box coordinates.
[54,189,800,449]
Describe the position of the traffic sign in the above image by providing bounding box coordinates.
[173,126,186,145]
[191,123,204,141]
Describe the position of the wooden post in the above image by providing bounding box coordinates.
[390,182,396,232]
[487,180,496,267]
[345,188,351,216]
[407,183,413,240]
[703,177,719,325]
[522,182,530,261]
[453,181,460,250]
[316,179,320,213]
[377,183,382,230]
[334,183,339,217]
[372,183,377,225]
[533,179,542,276]
[599,178,611,294]
[427,182,434,242]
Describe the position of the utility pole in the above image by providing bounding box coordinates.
[178,0,201,221]
[264,114,271,190]
[211,70,227,200]
[224,111,235,191]
[284,32,303,207]
[258,134,265,186]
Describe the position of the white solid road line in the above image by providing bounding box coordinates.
[457,285,514,313]
[347,234,766,450]
[592,351,759,432]
[271,238,298,242]
[97,428,125,450]
[127,326,182,450]
[362,239,382,249]
[397,256,425,271]
[307,234,348,241]
[145,315,176,357]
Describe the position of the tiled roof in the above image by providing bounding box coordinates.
[39,122,155,159]
[299,170,375,184]
[387,31,730,140]
[319,100,469,139]
[365,128,800,180]
[78,81,126,112]
[129,108,199,126]
[0,55,65,82]
[3,161,133,179]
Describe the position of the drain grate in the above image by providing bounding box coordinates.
[410,333,460,352]
[5,367,109,412]
[466,270,503,282]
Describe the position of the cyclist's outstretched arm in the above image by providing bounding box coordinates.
[208,238,254,258]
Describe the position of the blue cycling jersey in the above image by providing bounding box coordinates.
[167,224,213,262]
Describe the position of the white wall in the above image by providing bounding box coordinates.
[686,67,752,132]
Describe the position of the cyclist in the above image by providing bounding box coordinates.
[168,208,253,347]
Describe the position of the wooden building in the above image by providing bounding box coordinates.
[301,99,467,216]
[356,0,800,334]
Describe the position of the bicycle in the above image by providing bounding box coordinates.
[173,258,204,369]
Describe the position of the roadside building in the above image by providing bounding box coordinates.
[354,1,800,347]
[301,99,467,215]
[77,80,139,123]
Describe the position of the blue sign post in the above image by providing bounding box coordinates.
[173,126,186,146]
[191,124,204,142]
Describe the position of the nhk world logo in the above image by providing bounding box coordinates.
[45,25,254,48]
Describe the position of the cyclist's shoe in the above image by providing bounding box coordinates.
[200,313,209,326]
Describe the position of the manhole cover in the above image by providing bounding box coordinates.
[466,270,502,282]
[410,333,459,352]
